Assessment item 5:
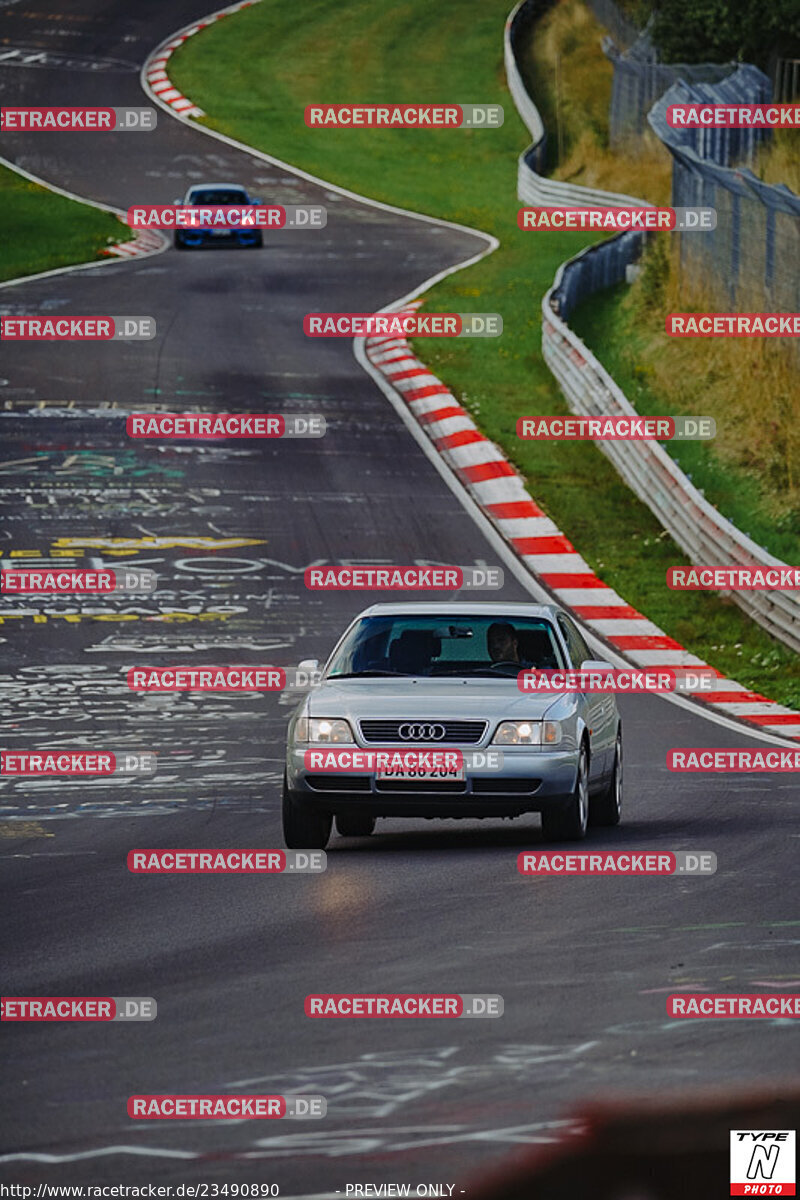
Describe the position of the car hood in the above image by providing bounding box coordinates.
[307,676,561,719]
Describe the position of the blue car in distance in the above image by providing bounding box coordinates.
[173,183,264,249]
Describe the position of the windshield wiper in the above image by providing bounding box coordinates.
[432,667,518,678]
[329,670,414,679]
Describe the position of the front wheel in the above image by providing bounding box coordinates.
[590,730,622,826]
[282,773,331,849]
[335,812,376,838]
[541,744,589,841]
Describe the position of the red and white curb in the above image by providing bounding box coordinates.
[366,308,800,742]
[102,228,166,259]
[0,157,167,281]
[143,0,260,119]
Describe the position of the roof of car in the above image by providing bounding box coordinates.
[187,182,249,191]
[356,602,562,619]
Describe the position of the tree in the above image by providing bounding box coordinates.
[641,0,800,68]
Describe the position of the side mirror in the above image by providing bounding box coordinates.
[297,659,320,673]
[580,660,615,672]
[172,197,182,204]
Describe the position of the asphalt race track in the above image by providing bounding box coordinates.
[0,1,797,1192]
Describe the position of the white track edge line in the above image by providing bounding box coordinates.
[0,155,168,291]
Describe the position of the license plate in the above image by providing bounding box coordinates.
[376,765,465,781]
[210,229,231,237]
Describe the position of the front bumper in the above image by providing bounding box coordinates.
[286,746,579,817]
[177,228,261,244]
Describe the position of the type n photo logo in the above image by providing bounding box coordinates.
[730,1130,796,1195]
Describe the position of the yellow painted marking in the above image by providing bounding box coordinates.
[51,537,266,551]
[0,611,237,625]
[0,821,54,840]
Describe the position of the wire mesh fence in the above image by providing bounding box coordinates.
[648,69,800,316]
[772,56,800,100]
[603,34,734,146]
[586,0,639,51]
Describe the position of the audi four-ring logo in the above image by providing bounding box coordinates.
[398,723,447,741]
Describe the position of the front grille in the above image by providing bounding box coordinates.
[472,778,541,795]
[305,775,371,793]
[359,720,487,745]
[374,779,467,794]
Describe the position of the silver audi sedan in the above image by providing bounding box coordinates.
[283,602,622,848]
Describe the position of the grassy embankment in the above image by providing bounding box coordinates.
[0,163,123,283]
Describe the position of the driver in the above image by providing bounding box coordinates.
[487,622,520,665]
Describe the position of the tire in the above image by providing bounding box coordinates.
[252,232,263,248]
[282,773,331,850]
[335,812,376,838]
[174,233,187,250]
[541,743,589,842]
[590,730,622,826]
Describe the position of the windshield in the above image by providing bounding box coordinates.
[326,614,566,679]
[188,189,249,204]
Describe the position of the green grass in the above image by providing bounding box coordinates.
[570,279,800,564]
[0,163,123,284]
[170,0,800,708]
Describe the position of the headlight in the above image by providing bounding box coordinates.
[492,720,562,746]
[295,717,354,744]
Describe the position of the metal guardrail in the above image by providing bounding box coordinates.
[505,0,644,206]
[505,0,800,653]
